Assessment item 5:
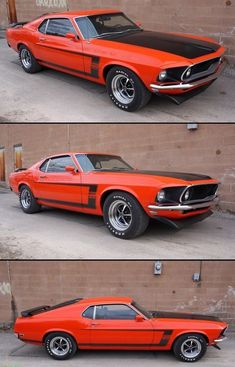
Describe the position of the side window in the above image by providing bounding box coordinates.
[47,156,75,173]
[38,19,48,34]
[40,159,49,172]
[46,18,76,37]
[83,306,94,319]
[95,304,137,320]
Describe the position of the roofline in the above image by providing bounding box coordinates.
[78,297,133,305]
[43,152,121,159]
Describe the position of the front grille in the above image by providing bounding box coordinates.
[183,58,221,82]
[182,184,218,204]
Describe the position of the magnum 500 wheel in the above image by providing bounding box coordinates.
[103,191,150,239]
[106,67,151,112]
[173,334,207,362]
[45,332,77,360]
[19,45,42,74]
[19,185,41,214]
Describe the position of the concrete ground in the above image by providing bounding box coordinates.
[0,37,235,123]
[0,188,235,260]
[0,331,234,367]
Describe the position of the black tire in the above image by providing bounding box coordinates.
[106,66,151,112]
[103,191,150,239]
[44,332,77,360]
[19,45,42,73]
[173,333,207,363]
[19,185,41,214]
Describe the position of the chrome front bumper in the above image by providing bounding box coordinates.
[150,60,227,92]
[148,201,214,212]
[214,336,227,343]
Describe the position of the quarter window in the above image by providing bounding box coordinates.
[83,306,94,319]
[38,19,48,34]
[46,156,75,173]
[46,18,76,37]
[95,304,137,320]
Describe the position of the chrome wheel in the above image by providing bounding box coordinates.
[111,75,135,104]
[21,49,32,69]
[50,337,70,357]
[109,200,132,231]
[181,338,202,359]
[20,189,31,209]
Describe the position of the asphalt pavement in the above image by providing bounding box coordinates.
[0,38,235,123]
[0,188,235,259]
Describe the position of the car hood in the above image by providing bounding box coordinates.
[102,30,220,59]
[97,169,212,183]
[150,311,221,322]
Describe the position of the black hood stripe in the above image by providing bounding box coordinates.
[103,31,220,59]
[151,311,221,322]
[98,170,211,182]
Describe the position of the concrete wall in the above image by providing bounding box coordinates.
[0,123,235,213]
[0,260,235,330]
[0,1,9,29]
[0,1,234,66]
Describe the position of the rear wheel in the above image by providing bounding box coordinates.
[19,45,42,73]
[106,66,151,112]
[173,334,207,362]
[103,191,150,239]
[45,332,77,360]
[19,185,41,214]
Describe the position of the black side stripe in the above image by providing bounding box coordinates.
[36,45,100,78]
[37,184,98,209]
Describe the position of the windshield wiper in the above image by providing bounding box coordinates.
[93,28,141,39]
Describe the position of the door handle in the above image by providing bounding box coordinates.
[91,323,100,326]
[39,37,46,42]
[39,176,47,179]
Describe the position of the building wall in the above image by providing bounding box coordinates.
[0,124,235,213]
[0,1,234,66]
[0,260,235,330]
[0,1,8,29]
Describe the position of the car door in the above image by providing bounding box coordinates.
[35,17,85,74]
[33,155,82,205]
[89,304,154,347]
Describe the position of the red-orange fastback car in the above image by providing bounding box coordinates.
[14,296,228,362]
[9,152,219,239]
[6,9,226,111]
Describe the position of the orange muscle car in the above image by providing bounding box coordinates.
[6,9,226,111]
[14,296,228,362]
[9,152,219,239]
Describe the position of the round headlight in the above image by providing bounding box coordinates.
[184,190,190,201]
[157,190,166,202]
[158,70,167,81]
[185,68,192,78]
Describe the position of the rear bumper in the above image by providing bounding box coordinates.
[150,59,226,93]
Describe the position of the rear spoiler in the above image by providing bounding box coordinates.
[14,168,27,173]
[9,22,28,28]
[21,298,83,317]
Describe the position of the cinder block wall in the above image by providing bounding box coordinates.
[1,1,234,66]
[0,261,235,330]
[1,124,235,213]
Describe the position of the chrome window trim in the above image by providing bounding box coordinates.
[44,17,79,38]
[92,303,139,321]
[82,305,95,320]
[44,155,76,174]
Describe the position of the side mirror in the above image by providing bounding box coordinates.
[135,315,144,322]
[65,33,78,41]
[65,166,76,173]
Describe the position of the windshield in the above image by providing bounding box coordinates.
[75,12,141,40]
[132,301,153,319]
[76,154,134,172]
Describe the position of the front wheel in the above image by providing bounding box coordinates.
[173,334,207,362]
[45,332,77,360]
[106,67,151,112]
[19,185,41,214]
[103,191,150,239]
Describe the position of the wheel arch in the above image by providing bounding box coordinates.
[42,329,78,346]
[18,182,35,195]
[171,331,209,349]
[102,62,143,83]
[100,187,144,212]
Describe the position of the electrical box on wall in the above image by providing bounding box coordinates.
[192,273,201,282]
[154,261,162,275]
